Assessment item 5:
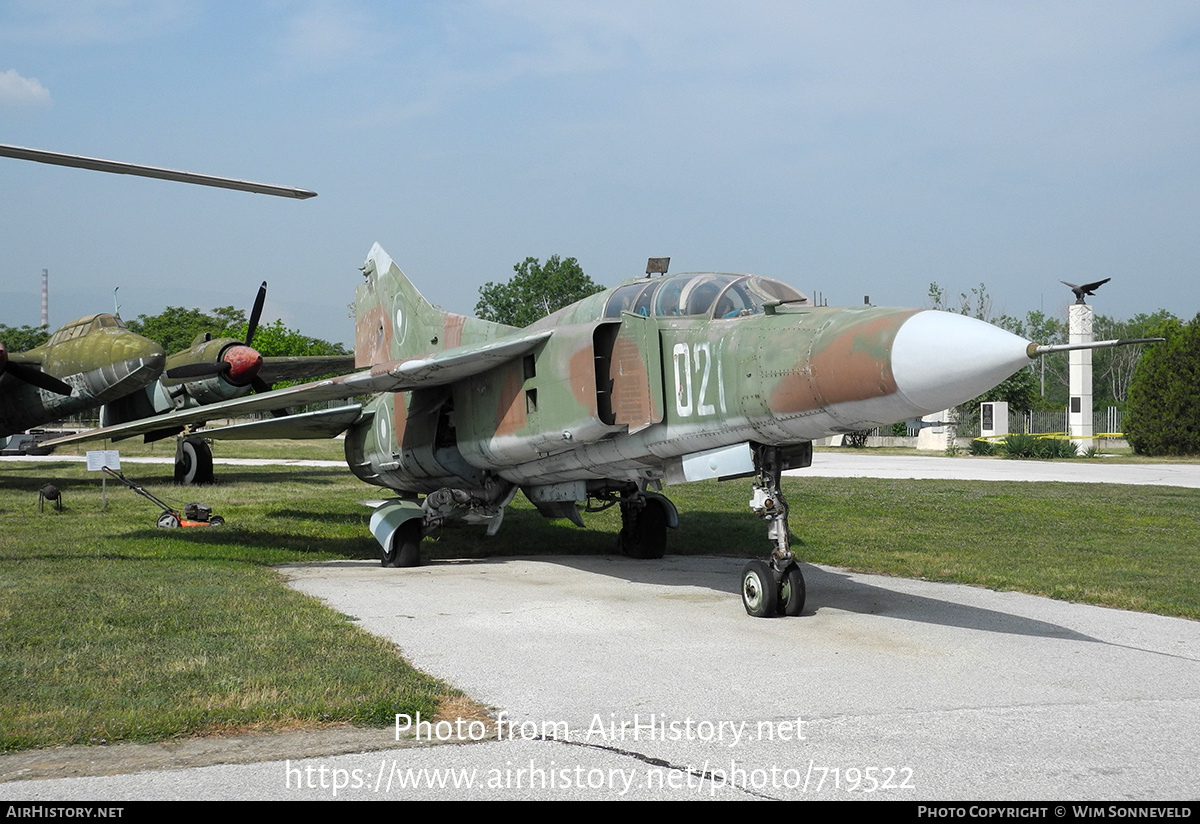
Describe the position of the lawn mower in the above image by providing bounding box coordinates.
[101,467,225,528]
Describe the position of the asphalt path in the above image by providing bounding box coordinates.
[3,453,1199,800]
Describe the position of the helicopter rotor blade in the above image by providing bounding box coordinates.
[0,144,316,199]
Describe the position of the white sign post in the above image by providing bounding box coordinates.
[86,450,121,509]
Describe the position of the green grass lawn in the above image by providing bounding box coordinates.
[0,459,447,752]
[2,447,1198,753]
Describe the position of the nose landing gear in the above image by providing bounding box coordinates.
[742,444,806,617]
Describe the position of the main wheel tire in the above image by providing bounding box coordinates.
[381,518,422,568]
[741,560,778,617]
[622,498,668,559]
[174,437,214,485]
[777,565,806,617]
[157,512,180,529]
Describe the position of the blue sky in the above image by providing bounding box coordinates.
[3,1,1199,346]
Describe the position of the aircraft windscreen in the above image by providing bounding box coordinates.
[604,273,807,319]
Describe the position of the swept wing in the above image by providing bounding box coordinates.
[43,328,553,448]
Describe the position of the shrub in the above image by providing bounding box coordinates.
[1000,434,1076,459]
[999,433,1039,459]
[1125,315,1200,455]
[969,439,994,456]
[843,430,870,448]
[1038,438,1078,459]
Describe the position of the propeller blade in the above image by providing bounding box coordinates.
[245,281,267,346]
[7,361,74,395]
[248,374,288,415]
[166,361,231,380]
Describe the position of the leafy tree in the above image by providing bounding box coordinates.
[126,306,347,357]
[475,256,604,327]
[242,318,349,357]
[928,281,1041,414]
[1092,310,1176,408]
[0,324,50,351]
[1124,314,1200,456]
[126,306,245,355]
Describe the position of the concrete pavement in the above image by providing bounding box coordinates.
[3,453,1198,800]
[798,451,1200,488]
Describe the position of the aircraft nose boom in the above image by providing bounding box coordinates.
[889,311,1032,415]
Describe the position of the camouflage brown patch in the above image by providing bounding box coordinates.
[443,314,466,350]
[355,306,391,368]
[494,361,526,436]
[609,331,653,428]
[770,310,918,414]
[568,344,598,416]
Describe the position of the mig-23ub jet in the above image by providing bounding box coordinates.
[1,313,165,450]
[44,244,1156,616]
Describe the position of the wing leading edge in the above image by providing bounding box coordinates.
[42,328,553,448]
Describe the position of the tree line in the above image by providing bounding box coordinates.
[1,307,348,358]
[927,282,1198,456]
[926,282,1176,414]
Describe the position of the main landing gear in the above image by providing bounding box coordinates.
[742,444,805,618]
[381,516,422,568]
[174,435,214,485]
[617,489,676,559]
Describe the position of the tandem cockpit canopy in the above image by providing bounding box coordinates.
[602,273,809,320]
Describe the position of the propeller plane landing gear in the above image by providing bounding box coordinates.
[742,444,806,617]
[174,435,214,485]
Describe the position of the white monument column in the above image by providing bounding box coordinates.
[1068,303,1093,449]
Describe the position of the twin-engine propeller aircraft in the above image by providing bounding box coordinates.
[44,245,1157,616]
[1,314,166,448]
[98,281,355,482]
[3,143,332,471]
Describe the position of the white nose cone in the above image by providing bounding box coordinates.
[890,311,1032,414]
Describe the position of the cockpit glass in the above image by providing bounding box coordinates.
[712,280,759,318]
[748,277,806,304]
[603,273,807,319]
[603,282,649,318]
[631,281,661,317]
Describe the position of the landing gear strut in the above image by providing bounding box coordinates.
[742,444,805,617]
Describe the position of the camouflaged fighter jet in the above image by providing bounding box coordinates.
[43,244,1158,616]
[1,314,165,447]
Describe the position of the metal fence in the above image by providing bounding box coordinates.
[953,406,1122,438]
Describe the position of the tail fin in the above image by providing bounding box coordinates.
[354,244,513,367]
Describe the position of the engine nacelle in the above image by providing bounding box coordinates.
[344,389,490,495]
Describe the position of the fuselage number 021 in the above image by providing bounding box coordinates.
[672,341,727,418]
